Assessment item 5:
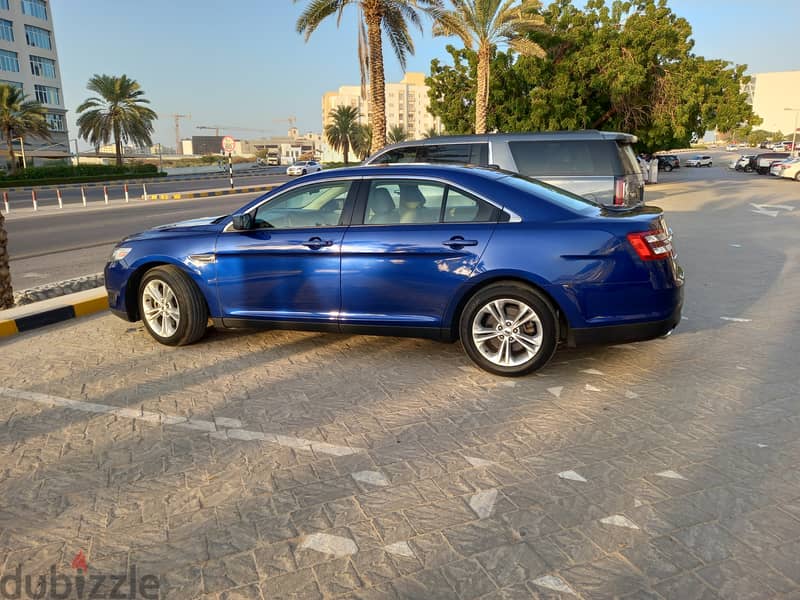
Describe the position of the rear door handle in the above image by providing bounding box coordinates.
[442,237,478,248]
[302,237,334,249]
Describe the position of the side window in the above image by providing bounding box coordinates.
[365,180,445,225]
[371,147,420,164]
[420,143,488,165]
[508,140,616,177]
[254,181,350,229]
[444,187,496,223]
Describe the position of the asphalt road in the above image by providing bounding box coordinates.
[3,170,290,209]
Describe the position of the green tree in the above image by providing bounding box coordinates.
[76,74,157,166]
[423,126,441,138]
[295,0,442,153]
[432,0,544,134]
[387,125,409,143]
[352,124,373,160]
[0,84,50,174]
[325,105,361,164]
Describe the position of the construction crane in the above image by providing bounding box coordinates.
[170,114,191,155]
[197,125,272,137]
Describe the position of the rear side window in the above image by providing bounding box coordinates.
[372,147,419,164]
[419,143,488,165]
[508,140,619,177]
[617,143,641,175]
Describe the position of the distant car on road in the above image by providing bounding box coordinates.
[725,144,738,151]
[685,155,712,167]
[104,164,683,376]
[287,161,323,176]
[656,155,680,171]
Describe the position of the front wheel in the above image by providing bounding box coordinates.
[302,169,307,175]
[459,283,558,376]
[139,266,208,346]
[795,172,800,182]
[664,165,673,172]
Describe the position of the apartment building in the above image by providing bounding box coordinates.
[322,72,441,144]
[0,0,69,164]
[746,71,800,135]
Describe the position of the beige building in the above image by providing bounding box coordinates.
[0,0,69,165]
[322,72,441,143]
[747,71,800,136]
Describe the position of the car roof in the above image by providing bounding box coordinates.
[294,163,509,182]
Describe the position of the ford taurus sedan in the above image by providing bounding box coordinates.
[105,165,684,376]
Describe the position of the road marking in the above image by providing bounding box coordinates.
[729,243,742,248]
[383,541,415,559]
[757,443,768,448]
[600,515,640,529]
[469,489,498,519]
[721,316,752,323]
[558,470,587,483]
[0,387,363,457]
[299,533,358,556]
[464,456,495,468]
[532,575,577,595]
[750,203,794,217]
[655,470,686,480]
[352,470,390,487]
[214,416,243,429]
[581,368,605,376]
[547,386,563,398]
[624,390,639,399]
[634,498,643,507]
[584,384,603,392]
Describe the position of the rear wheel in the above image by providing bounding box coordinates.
[664,165,673,172]
[139,266,208,346]
[459,283,558,376]
[302,169,307,175]
[795,172,800,182]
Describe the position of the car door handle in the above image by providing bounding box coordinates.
[302,237,333,249]
[442,237,478,248]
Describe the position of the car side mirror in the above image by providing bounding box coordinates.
[231,213,254,230]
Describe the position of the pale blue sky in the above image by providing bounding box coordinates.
[51,0,799,151]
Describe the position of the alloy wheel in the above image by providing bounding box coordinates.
[471,298,542,367]
[142,279,180,338]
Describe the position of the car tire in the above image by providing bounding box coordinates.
[459,282,558,377]
[796,172,800,182]
[744,165,753,173]
[302,169,307,175]
[138,265,208,346]
[664,165,673,172]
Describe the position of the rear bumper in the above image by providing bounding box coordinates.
[568,290,683,347]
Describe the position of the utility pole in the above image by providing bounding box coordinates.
[171,113,191,155]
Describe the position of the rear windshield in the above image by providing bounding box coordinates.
[499,173,598,214]
[508,140,623,177]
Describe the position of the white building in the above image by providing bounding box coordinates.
[748,71,800,136]
[0,0,69,165]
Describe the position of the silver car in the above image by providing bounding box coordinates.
[364,131,645,207]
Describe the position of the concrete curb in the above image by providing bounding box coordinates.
[0,287,108,338]
[144,184,277,200]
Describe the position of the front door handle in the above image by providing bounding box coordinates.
[302,237,334,249]
[442,236,479,248]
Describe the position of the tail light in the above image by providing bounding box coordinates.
[614,177,626,206]
[627,221,673,261]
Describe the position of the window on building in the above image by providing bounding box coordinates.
[25,24,51,49]
[45,112,64,132]
[34,83,58,104]
[0,18,12,41]
[0,0,8,10]
[0,49,19,72]
[0,79,22,89]
[22,0,47,19]
[29,55,55,78]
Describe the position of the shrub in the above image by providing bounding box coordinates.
[0,163,158,181]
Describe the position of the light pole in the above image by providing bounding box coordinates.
[785,108,799,157]
[70,138,80,166]
[11,137,25,169]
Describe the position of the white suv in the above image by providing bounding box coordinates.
[685,155,712,167]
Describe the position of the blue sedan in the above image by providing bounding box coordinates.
[105,165,683,376]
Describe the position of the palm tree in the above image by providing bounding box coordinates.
[295,0,442,154]
[76,74,157,166]
[433,0,545,134]
[387,125,409,143]
[325,105,361,164]
[0,84,50,174]
[423,125,441,138]
[352,124,373,161]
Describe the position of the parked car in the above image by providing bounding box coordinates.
[104,165,683,376]
[287,160,323,176]
[725,144,738,151]
[364,130,645,208]
[770,158,796,176]
[734,155,756,171]
[685,155,712,167]
[750,152,790,174]
[656,155,680,171]
[778,158,800,181]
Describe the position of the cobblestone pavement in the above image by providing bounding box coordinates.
[1,167,799,599]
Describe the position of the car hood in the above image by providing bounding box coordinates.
[151,215,225,231]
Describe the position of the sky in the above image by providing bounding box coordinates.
[51,0,800,152]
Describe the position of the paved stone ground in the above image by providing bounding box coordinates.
[1,166,799,599]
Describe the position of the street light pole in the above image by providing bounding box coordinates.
[71,138,79,166]
[11,137,26,169]
[786,108,799,157]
